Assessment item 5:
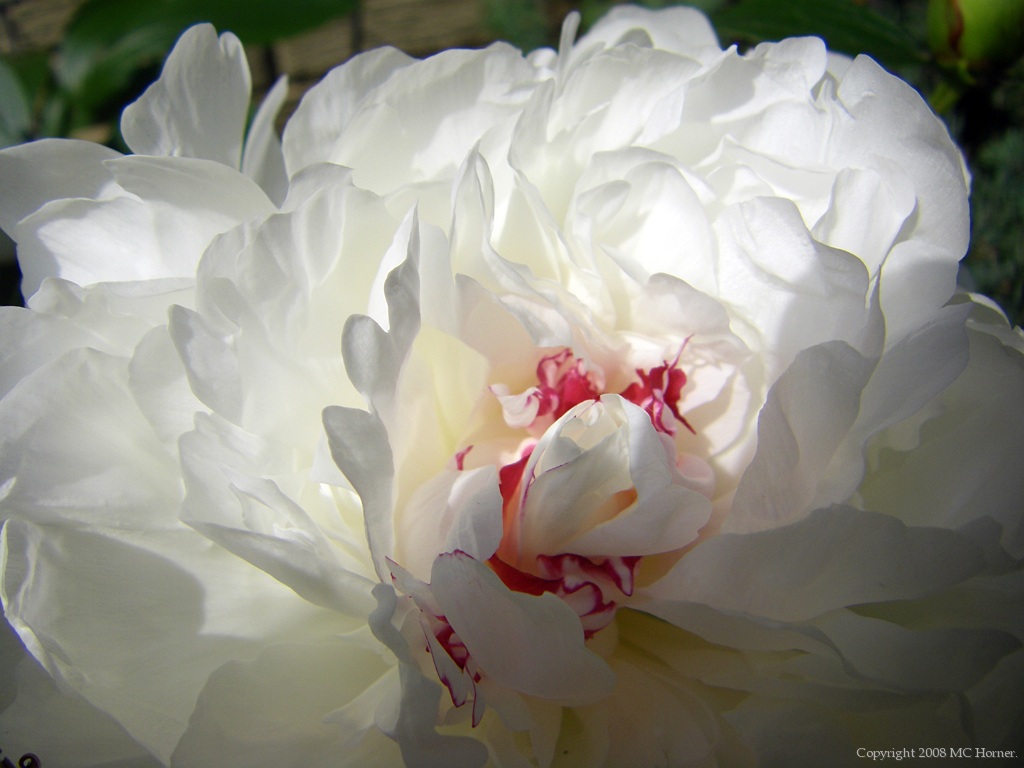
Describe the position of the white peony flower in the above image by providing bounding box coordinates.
[2,6,1023,767]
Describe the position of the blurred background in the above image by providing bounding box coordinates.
[1,0,1022,323]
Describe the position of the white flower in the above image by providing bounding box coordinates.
[2,6,1023,767]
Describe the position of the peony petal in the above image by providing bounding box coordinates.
[565,397,711,556]
[574,4,719,59]
[815,302,971,507]
[106,155,274,224]
[726,696,969,768]
[14,157,271,294]
[365,583,489,768]
[431,551,615,705]
[569,153,716,291]
[0,7,1017,764]
[121,25,251,168]
[180,413,377,616]
[283,47,415,176]
[323,406,395,581]
[858,299,1024,556]
[171,639,398,767]
[967,648,1024,749]
[395,466,503,579]
[0,275,191,400]
[814,609,1019,693]
[518,396,710,559]
[812,164,916,278]
[1,519,335,763]
[0,348,180,529]
[129,325,204,448]
[711,198,875,380]
[0,139,120,234]
[0,618,161,767]
[241,75,289,205]
[169,304,244,423]
[645,506,988,623]
[579,651,740,768]
[727,341,875,533]
[289,44,538,196]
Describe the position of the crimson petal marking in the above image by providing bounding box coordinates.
[367,584,489,768]
[432,551,615,705]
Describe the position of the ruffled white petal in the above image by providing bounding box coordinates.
[121,25,251,168]
[430,552,615,705]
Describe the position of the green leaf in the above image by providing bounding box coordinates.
[712,0,927,68]
[0,58,31,148]
[483,0,548,51]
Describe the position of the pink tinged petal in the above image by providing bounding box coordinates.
[367,584,489,768]
[430,551,615,705]
[387,569,484,717]
[323,406,396,582]
[516,402,633,559]
[491,384,543,428]
[385,663,488,768]
[121,25,251,168]
[0,139,120,234]
[518,396,708,559]
[644,506,989,624]
[563,399,710,556]
[241,75,289,206]
[419,612,478,712]
[726,341,876,533]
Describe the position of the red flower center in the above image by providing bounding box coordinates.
[397,348,693,719]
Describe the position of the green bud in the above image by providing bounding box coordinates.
[927,0,1024,69]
